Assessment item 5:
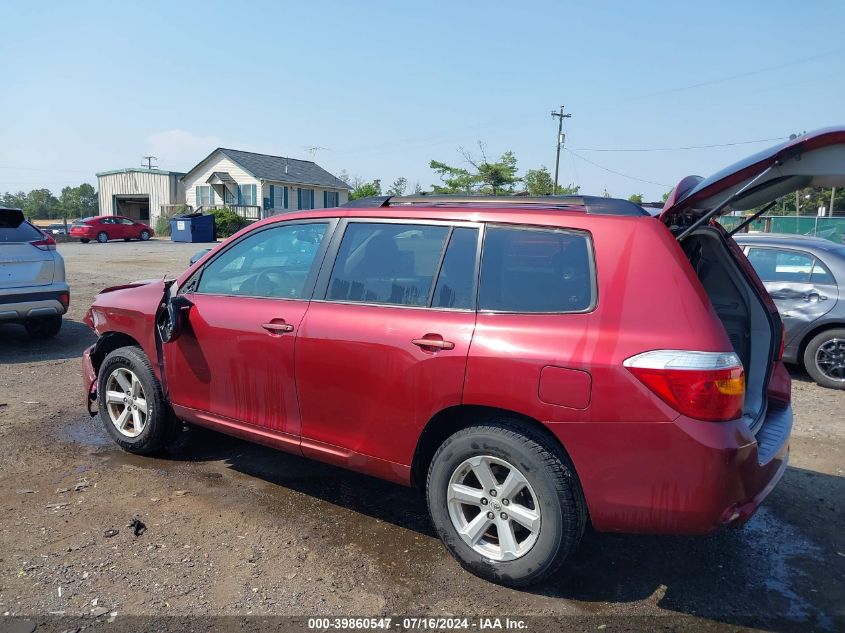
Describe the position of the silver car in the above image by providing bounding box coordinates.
[0,207,69,338]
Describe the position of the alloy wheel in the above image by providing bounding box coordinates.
[446,455,541,562]
[104,367,149,437]
[816,338,845,382]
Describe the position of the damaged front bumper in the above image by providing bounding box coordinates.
[82,344,97,416]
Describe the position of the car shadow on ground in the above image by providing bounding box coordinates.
[0,319,96,364]
[154,425,841,630]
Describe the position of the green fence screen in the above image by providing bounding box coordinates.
[718,215,845,244]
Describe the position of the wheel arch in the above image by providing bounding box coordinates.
[410,404,580,492]
[797,321,845,369]
[90,331,143,376]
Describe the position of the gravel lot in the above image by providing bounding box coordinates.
[0,240,843,632]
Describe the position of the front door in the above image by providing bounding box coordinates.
[164,220,333,436]
[296,221,480,470]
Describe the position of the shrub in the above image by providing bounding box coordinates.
[212,208,250,238]
[155,215,172,237]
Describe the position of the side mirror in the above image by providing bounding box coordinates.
[156,295,193,343]
[190,248,211,266]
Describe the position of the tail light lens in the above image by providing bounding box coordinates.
[777,327,786,361]
[58,292,70,309]
[624,350,745,422]
[30,234,56,251]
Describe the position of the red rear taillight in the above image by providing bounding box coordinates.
[624,350,745,422]
[30,234,56,251]
[58,292,70,309]
[777,327,786,361]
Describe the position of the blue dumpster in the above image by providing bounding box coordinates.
[170,213,216,243]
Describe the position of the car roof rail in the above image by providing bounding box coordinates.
[341,194,647,216]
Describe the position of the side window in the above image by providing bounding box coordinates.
[326,222,450,307]
[118,218,135,225]
[810,258,836,285]
[747,248,816,283]
[432,227,479,309]
[479,226,594,313]
[196,222,328,299]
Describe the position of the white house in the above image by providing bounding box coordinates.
[181,148,350,220]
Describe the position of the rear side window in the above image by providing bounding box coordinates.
[479,226,594,313]
[432,227,479,309]
[746,248,834,284]
[0,221,43,243]
[326,222,450,307]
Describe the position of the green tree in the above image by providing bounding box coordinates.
[430,144,520,195]
[523,167,554,195]
[662,189,673,203]
[349,179,382,200]
[24,189,60,219]
[59,183,98,219]
[386,177,407,196]
[628,193,644,204]
[2,191,28,209]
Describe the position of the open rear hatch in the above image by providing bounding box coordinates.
[660,127,845,429]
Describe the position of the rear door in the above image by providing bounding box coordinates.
[0,214,55,288]
[296,220,480,470]
[744,246,838,340]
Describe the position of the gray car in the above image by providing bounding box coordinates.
[0,207,69,338]
[734,232,845,389]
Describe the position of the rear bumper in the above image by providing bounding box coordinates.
[0,284,69,321]
[554,400,792,535]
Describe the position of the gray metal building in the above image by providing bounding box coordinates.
[96,168,185,224]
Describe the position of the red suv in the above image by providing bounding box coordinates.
[70,215,154,243]
[81,129,845,586]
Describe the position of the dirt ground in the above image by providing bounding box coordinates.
[0,240,843,632]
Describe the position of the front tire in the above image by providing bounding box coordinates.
[25,315,62,339]
[97,231,109,243]
[804,328,845,389]
[140,230,151,241]
[427,421,586,587]
[97,346,173,454]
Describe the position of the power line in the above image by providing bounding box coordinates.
[142,156,158,169]
[565,148,672,187]
[571,136,787,153]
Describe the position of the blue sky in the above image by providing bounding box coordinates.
[1,0,843,200]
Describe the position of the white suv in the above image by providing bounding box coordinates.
[0,207,69,338]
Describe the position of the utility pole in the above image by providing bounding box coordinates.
[142,156,158,170]
[550,106,571,194]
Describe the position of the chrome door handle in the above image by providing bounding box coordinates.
[412,338,455,350]
[262,322,294,333]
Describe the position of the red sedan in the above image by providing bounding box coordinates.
[70,215,154,243]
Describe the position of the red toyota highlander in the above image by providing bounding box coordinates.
[80,129,844,586]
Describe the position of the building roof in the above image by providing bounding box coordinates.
[185,148,350,190]
[96,168,185,178]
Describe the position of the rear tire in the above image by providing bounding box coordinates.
[97,346,174,454]
[97,231,108,243]
[426,420,586,587]
[140,230,151,241]
[79,238,90,243]
[804,328,845,390]
[24,315,62,339]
